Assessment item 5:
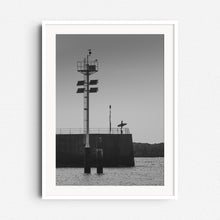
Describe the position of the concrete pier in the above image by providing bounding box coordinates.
[56,134,135,167]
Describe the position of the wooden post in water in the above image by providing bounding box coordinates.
[96,149,103,174]
[96,137,103,174]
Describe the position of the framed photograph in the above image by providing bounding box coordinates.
[42,21,178,199]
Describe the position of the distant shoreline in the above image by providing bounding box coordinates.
[133,142,164,157]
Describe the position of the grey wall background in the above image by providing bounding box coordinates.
[0,0,220,219]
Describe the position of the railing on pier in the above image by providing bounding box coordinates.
[56,128,130,135]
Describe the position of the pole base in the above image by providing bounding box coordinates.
[84,148,91,174]
[97,167,103,174]
[84,166,91,174]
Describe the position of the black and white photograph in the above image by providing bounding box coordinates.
[56,34,164,186]
[42,21,177,198]
[2,0,220,217]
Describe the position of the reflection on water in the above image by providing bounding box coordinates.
[56,157,164,186]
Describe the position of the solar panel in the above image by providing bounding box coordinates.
[89,87,98,93]
[89,79,98,85]
[77,88,85,93]
[77,80,85,86]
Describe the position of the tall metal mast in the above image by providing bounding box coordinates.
[85,52,90,149]
[76,49,99,174]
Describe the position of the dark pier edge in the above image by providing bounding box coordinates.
[56,134,135,168]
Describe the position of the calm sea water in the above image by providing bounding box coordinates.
[56,157,164,186]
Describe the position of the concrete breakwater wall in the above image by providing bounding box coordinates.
[56,134,135,167]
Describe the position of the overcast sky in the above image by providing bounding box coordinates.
[56,34,164,143]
